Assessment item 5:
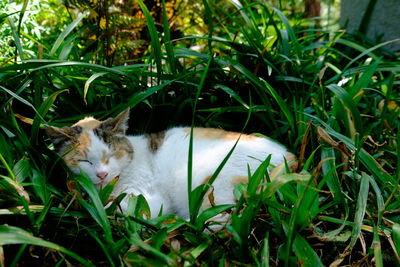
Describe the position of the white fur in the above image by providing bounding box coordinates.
[77,127,291,219]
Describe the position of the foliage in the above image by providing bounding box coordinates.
[0,0,400,266]
[0,0,70,61]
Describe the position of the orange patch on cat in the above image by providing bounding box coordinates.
[269,152,298,179]
[231,175,248,186]
[77,131,92,152]
[285,152,296,161]
[102,149,109,164]
[286,152,298,173]
[64,149,85,168]
[201,175,213,185]
[64,157,79,167]
[202,187,216,210]
[184,128,256,141]
[114,147,126,159]
[200,175,215,210]
[74,117,101,130]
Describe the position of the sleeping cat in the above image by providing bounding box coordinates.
[45,109,295,220]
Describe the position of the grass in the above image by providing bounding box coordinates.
[0,0,400,265]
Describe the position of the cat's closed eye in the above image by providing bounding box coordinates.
[78,159,93,165]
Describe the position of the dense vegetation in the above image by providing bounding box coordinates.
[0,0,399,266]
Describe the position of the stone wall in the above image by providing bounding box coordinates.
[340,0,400,52]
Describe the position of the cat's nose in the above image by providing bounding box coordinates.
[96,171,108,180]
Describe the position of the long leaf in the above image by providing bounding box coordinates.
[272,7,301,57]
[0,225,92,266]
[321,147,345,204]
[196,204,234,230]
[348,172,370,250]
[128,237,173,265]
[31,89,69,144]
[75,172,113,243]
[369,176,384,227]
[222,57,295,133]
[7,16,24,62]
[0,85,43,122]
[292,234,323,267]
[188,55,213,222]
[247,155,271,197]
[392,223,400,256]
[261,173,311,200]
[83,72,107,104]
[305,113,395,185]
[137,0,162,82]
[50,12,87,57]
[161,0,176,74]
[327,84,362,135]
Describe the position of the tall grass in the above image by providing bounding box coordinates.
[0,0,399,265]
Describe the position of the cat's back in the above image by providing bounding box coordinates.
[145,127,290,167]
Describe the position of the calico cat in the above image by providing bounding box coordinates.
[45,109,295,220]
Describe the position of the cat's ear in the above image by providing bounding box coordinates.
[98,108,130,134]
[45,125,82,149]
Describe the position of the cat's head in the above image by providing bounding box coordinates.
[45,109,133,188]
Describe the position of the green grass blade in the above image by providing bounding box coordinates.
[284,174,315,265]
[85,228,116,267]
[16,0,29,34]
[321,147,345,204]
[0,154,17,182]
[151,228,167,251]
[262,173,311,200]
[272,7,301,57]
[222,57,295,133]
[1,60,128,78]
[292,233,323,267]
[392,223,400,256]
[348,172,370,250]
[137,0,162,82]
[31,89,68,144]
[0,85,43,122]
[231,202,258,259]
[247,155,271,197]
[372,227,384,267]
[83,72,107,104]
[49,12,87,57]
[31,170,51,205]
[261,232,269,267]
[217,84,249,109]
[188,54,213,222]
[369,176,384,227]
[191,100,252,223]
[34,197,53,230]
[128,237,173,265]
[75,172,113,243]
[127,194,151,219]
[0,225,92,266]
[126,73,196,109]
[349,59,379,98]
[7,16,24,62]
[305,113,395,185]
[196,204,234,229]
[334,38,400,81]
[189,241,209,261]
[327,84,362,135]
[202,0,214,52]
[161,0,176,74]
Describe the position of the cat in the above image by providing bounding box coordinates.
[45,108,295,221]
